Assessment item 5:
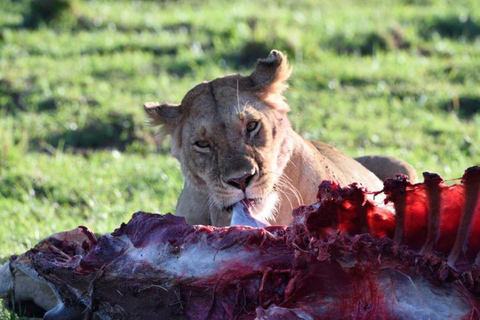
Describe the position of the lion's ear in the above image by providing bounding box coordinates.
[144,101,182,130]
[249,50,292,96]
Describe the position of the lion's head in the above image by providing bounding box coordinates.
[145,50,295,224]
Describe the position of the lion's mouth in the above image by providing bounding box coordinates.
[229,198,269,228]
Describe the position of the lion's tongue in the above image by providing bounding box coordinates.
[230,200,268,228]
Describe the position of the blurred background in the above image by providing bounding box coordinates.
[0,0,479,281]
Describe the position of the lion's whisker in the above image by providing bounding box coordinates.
[278,151,298,169]
[275,187,295,211]
[275,176,303,208]
[279,176,303,202]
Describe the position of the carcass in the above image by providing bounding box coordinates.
[1,166,479,319]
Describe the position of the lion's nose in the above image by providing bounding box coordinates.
[225,170,256,191]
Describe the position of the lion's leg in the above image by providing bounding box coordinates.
[175,184,233,226]
[355,155,418,183]
[175,184,213,225]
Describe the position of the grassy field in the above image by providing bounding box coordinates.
[1,0,479,316]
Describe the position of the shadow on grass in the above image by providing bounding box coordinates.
[420,15,480,41]
[441,96,480,120]
[2,297,46,319]
[80,20,195,34]
[19,0,79,30]
[0,79,89,114]
[223,40,295,69]
[0,79,25,113]
[225,41,271,69]
[80,44,178,57]
[338,76,372,87]
[7,40,181,58]
[440,64,480,84]
[0,172,89,209]
[154,55,211,77]
[37,97,59,111]
[328,27,411,56]
[43,112,142,151]
[389,85,423,101]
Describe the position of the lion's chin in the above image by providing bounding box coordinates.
[227,193,279,227]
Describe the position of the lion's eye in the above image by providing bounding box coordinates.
[246,120,260,133]
[193,140,211,153]
[195,140,210,149]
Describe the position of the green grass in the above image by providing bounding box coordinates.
[1,0,480,316]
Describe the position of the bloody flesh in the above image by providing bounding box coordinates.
[4,166,480,319]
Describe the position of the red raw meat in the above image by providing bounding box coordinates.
[2,166,480,319]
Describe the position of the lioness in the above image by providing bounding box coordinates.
[145,50,416,227]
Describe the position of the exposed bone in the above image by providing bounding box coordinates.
[420,172,443,254]
[447,167,480,271]
[382,175,411,244]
